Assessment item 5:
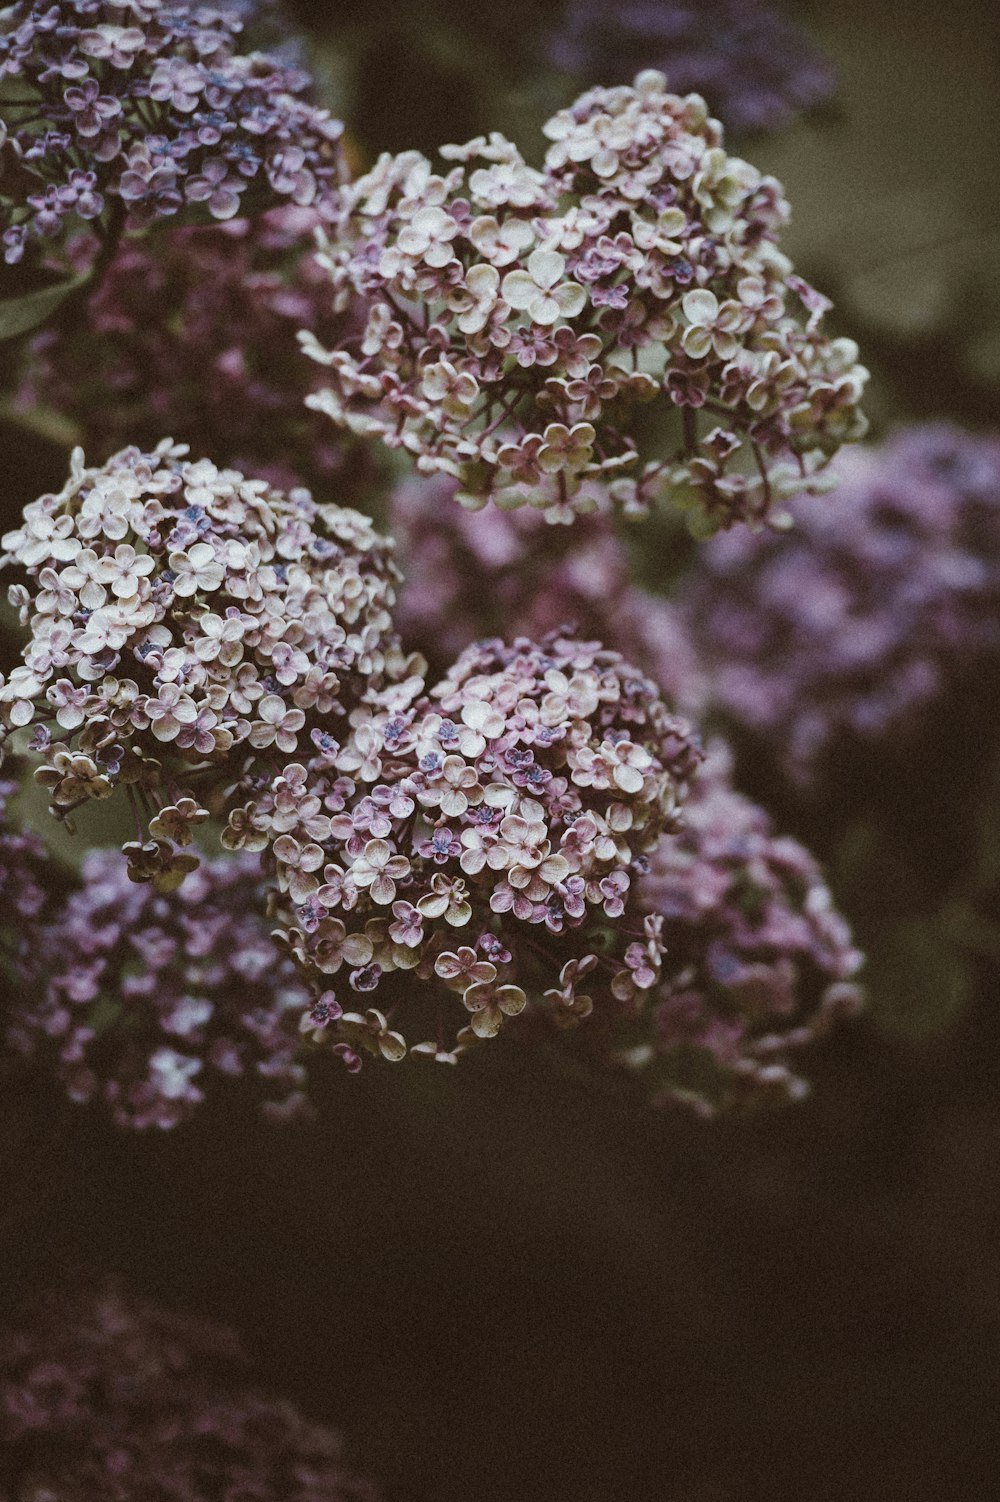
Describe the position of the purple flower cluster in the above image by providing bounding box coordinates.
[0,442,410,889]
[303,69,867,531]
[16,205,369,494]
[0,0,343,269]
[625,741,863,1113]
[391,472,706,713]
[5,849,310,1129]
[681,425,1000,783]
[0,776,55,971]
[254,631,701,1066]
[548,1,835,135]
[0,1290,379,1501]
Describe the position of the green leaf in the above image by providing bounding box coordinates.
[0,271,90,342]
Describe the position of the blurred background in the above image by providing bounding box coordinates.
[2,2,1000,1498]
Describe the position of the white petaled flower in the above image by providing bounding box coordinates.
[168,541,225,597]
[146,684,199,743]
[680,289,745,362]
[100,543,156,598]
[385,204,459,273]
[352,839,411,905]
[501,248,587,327]
[468,215,535,267]
[468,158,546,209]
[421,360,480,418]
[249,694,306,754]
[449,262,502,334]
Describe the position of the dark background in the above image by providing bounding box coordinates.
[3,2,1000,1498]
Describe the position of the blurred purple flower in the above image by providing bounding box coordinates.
[5,849,312,1130]
[391,473,706,716]
[548,0,835,134]
[17,206,371,495]
[681,425,1000,783]
[624,740,863,1113]
[0,1288,380,1499]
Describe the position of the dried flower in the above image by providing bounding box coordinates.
[304,70,867,533]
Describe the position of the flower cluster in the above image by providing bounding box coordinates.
[256,631,701,1066]
[0,0,343,270]
[680,425,1000,783]
[16,205,371,495]
[622,741,863,1113]
[391,472,706,712]
[0,1290,380,1501]
[0,443,411,887]
[0,776,56,972]
[303,69,867,532]
[547,1,835,135]
[4,849,311,1129]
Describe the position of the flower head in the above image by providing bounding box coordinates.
[0,0,344,276]
[681,425,1000,784]
[618,742,863,1113]
[0,1289,379,1498]
[275,630,702,1064]
[1,442,412,884]
[304,71,866,533]
[5,849,313,1129]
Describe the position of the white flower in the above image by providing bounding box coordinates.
[501,249,587,327]
[448,262,502,335]
[168,541,225,597]
[680,289,744,361]
[421,360,480,417]
[384,205,458,273]
[543,107,634,178]
[468,215,535,267]
[146,684,199,743]
[352,838,411,905]
[248,693,305,753]
[468,159,546,209]
[100,542,156,598]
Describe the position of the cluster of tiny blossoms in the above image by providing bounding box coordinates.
[547,1,835,135]
[681,425,1000,783]
[0,0,344,269]
[0,776,55,974]
[623,741,863,1114]
[303,69,867,532]
[17,205,370,495]
[5,849,310,1129]
[391,471,706,712]
[0,443,411,890]
[248,632,701,1068]
[0,1290,380,1502]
